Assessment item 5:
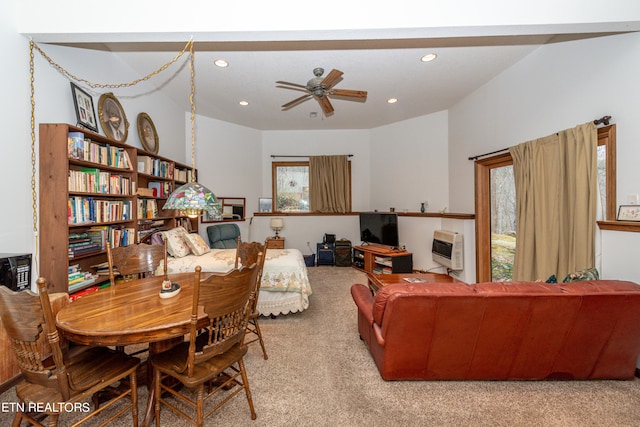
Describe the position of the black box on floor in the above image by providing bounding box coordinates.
[316,243,335,265]
[334,239,352,267]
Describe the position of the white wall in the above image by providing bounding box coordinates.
[0,29,190,276]
[449,31,640,282]
[192,114,262,242]
[370,111,449,213]
[0,5,32,255]
[257,129,370,248]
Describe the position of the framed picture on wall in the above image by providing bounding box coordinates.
[617,205,640,221]
[70,83,98,132]
[98,92,129,142]
[137,112,159,153]
[259,198,272,213]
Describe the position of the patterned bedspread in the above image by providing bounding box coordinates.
[163,248,312,306]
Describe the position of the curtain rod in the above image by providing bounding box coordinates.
[270,154,354,158]
[467,116,612,161]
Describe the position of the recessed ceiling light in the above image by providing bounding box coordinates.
[387,98,398,104]
[239,100,249,106]
[214,59,229,68]
[420,53,437,62]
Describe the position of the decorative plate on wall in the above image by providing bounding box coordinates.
[137,112,159,154]
[98,93,129,142]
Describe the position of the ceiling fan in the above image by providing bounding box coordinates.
[276,67,367,116]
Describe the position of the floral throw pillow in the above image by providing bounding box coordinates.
[161,227,191,258]
[562,267,600,283]
[184,233,211,256]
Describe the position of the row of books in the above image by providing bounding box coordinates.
[137,199,159,219]
[67,264,98,292]
[67,196,132,224]
[79,225,135,249]
[68,229,104,258]
[137,155,173,179]
[175,168,196,183]
[147,181,173,198]
[137,219,167,241]
[68,168,133,195]
[68,134,132,170]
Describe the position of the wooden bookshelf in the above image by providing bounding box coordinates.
[39,123,198,294]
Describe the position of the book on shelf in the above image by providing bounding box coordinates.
[67,135,132,170]
[137,156,173,178]
[147,181,172,198]
[67,197,132,224]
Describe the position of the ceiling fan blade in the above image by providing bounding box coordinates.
[282,94,312,110]
[318,96,335,116]
[276,85,309,94]
[320,69,343,89]
[330,89,368,100]
[276,80,307,89]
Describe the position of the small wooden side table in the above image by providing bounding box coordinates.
[265,237,285,249]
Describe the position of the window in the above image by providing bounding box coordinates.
[272,162,310,212]
[474,125,616,282]
[271,160,352,213]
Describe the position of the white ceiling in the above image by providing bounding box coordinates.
[70,32,621,131]
[27,2,640,131]
[111,38,548,130]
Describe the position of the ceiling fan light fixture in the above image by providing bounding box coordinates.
[214,59,229,68]
[387,98,398,104]
[277,67,367,116]
[421,53,437,62]
[239,100,249,106]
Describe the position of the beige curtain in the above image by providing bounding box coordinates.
[309,155,350,213]
[509,122,597,281]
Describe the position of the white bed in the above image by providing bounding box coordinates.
[161,248,312,316]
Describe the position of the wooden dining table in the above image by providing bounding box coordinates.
[56,272,210,427]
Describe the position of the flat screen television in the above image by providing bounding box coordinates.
[359,212,399,248]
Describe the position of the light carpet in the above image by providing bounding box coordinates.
[1,266,639,426]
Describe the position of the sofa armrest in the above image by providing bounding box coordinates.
[350,284,375,326]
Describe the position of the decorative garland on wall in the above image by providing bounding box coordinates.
[28,38,195,276]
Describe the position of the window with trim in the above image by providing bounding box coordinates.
[474,125,616,282]
[272,162,310,212]
[271,161,352,213]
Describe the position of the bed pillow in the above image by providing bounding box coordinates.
[184,233,211,256]
[162,227,191,258]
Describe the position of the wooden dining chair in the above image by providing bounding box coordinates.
[106,239,167,285]
[237,241,268,359]
[150,260,261,426]
[0,277,140,427]
[107,239,168,356]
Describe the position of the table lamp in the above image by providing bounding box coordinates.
[270,218,284,239]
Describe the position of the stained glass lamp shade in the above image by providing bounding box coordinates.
[164,182,220,218]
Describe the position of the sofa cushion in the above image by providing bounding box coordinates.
[559,279,640,293]
[472,281,563,294]
[372,282,473,326]
[562,267,599,283]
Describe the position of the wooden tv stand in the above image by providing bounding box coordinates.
[352,245,413,274]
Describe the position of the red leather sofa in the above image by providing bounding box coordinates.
[351,280,640,380]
